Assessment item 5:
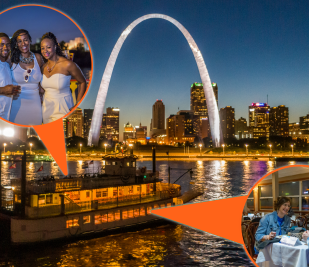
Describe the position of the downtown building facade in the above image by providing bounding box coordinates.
[150,100,165,137]
[219,106,235,139]
[190,82,218,140]
[66,108,84,138]
[248,103,270,140]
[166,110,197,144]
[269,105,289,137]
[289,113,309,143]
[100,107,120,142]
[235,117,248,139]
[83,109,94,140]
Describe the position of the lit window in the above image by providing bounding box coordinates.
[95,214,102,225]
[122,210,128,219]
[128,209,134,218]
[115,210,120,221]
[140,207,145,216]
[134,208,140,217]
[102,214,107,223]
[66,218,79,228]
[108,212,114,222]
[160,204,165,208]
[83,215,90,224]
[147,206,152,215]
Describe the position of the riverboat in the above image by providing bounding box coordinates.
[0,152,194,244]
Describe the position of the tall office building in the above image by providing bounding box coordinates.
[219,106,235,139]
[269,105,289,137]
[135,123,147,139]
[235,117,248,139]
[300,113,309,131]
[248,103,270,140]
[67,108,84,138]
[150,100,165,137]
[123,122,134,141]
[84,109,94,140]
[166,110,197,144]
[100,107,120,142]
[190,82,218,139]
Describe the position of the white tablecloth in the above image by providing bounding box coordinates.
[256,241,309,267]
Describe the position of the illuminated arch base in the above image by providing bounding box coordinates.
[88,14,221,147]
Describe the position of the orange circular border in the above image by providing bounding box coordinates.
[0,4,93,127]
[241,164,309,267]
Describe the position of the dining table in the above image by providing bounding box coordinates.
[256,239,309,267]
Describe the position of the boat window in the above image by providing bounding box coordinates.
[126,162,130,167]
[113,188,118,197]
[134,208,139,217]
[83,215,91,224]
[160,204,165,208]
[86,191,90,198]
[95,214,102,224]
[96,191,102,198]
[108,212,114,222]
[66,218,79,228]
[115,210,120,221]
[133,162,135,167]
[140,207,145,216]
[112,162,115,165]
[46,194,53,205]
[39,195,45,205]
[167,203,172,207]
[153,204,159,209]
[128,209,134,218]
[102,214,107,223]
[147,206,152,215]
[122,210,128,220]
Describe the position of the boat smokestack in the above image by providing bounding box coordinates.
[21,150,26,217]
[152,146,156,173]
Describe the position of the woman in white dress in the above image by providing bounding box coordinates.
[10,29,44,125]
[40,32,86,124]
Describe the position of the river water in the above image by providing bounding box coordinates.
[0,159,306,266]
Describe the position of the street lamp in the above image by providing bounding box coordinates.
[291,144,294,157]
[29,143,33,154]
[80,143,82,155]
[199,143,202,156]
[3,143,6,153]
[269,144,272,157]
[104,143,107,154]
[245,144,248,157]
[222,144,225,156]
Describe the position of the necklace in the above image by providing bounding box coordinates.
[46,57,58,73]
[20,51,34,64]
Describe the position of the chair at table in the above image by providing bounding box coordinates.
[246,222,260,260]
[292,216,307,229]
[242,221,250,249]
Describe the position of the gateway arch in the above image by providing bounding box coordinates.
[88,14,222,147]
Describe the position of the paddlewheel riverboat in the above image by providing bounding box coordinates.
[0,152,187,244]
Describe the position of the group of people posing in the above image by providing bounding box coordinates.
[0,29,86,125]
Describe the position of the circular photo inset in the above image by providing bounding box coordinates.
[242,165,309,266]
[0,5,92,126]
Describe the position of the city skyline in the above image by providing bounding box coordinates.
[0,1,308,139]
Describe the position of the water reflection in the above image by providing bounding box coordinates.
[0,160,307,266]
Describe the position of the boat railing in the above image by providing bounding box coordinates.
[17,175,160,194]
[25,185,181,218]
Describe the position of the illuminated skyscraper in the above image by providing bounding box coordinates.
[123,122,134,141]
[100,107,120,142]
[190,82,218,139]
[150,100,165,137]
[219,106,235,139]
[67,108,84,138]
[84,109,94,140]
[269,105,289,137]
[248,103,270,140]
[235,117,248,139]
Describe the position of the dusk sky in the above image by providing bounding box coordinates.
[0,1,308,133]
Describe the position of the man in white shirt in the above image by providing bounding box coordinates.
[0,32,20,120]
